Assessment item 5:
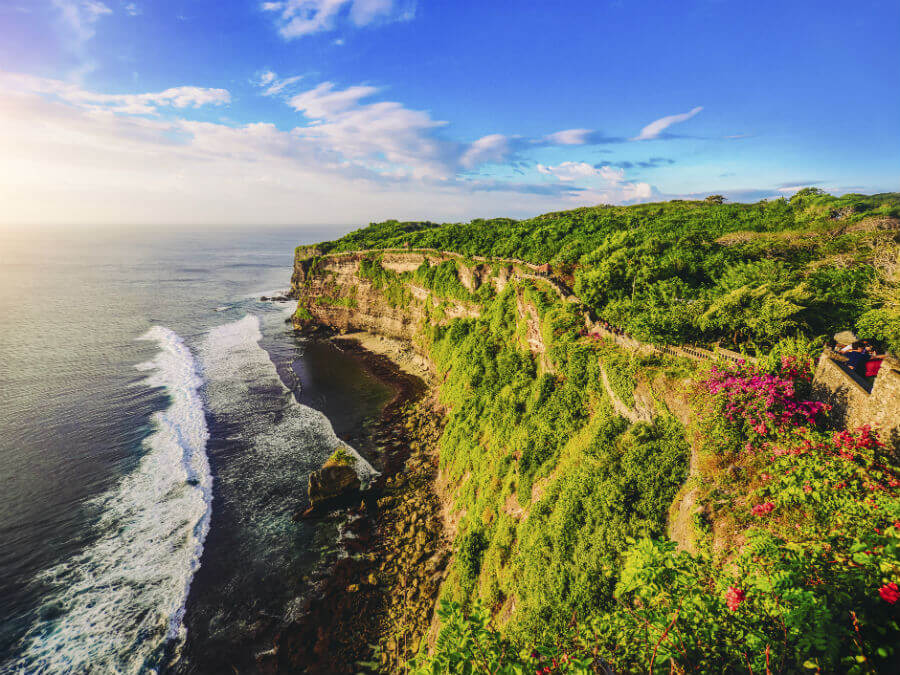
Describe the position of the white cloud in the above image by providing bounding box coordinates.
[349,0,392,25]
[544,128,593,145]
[51,0,112,44]
[263,0,415,39]
[83,0,112,18]
[537,161,624,183]
[124,3,141,16]
[289,81,451,179]
[0,82,589,227]
[0,74,662,227]
[621,181,653,200]
[633,106,703,141]
[460,134,513,168]
[536,161,653,204]
[255,71,304,96]
[289,81,378,117]
[1,73,230,115]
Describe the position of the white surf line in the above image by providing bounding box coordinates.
[7,327,211,675]
[200,314,378,485]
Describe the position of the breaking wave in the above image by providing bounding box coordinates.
[5,327,211,674]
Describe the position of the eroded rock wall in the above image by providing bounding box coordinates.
[291,252,479,344]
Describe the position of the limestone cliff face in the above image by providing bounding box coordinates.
[290,251,482,345]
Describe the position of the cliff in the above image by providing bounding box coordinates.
[290,249,560,349]
[290,239,900,674]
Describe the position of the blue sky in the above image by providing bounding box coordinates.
[0,0,897,226]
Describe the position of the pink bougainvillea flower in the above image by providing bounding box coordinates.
[751,502,775,516]
[725,586,746,611]
[879,583,900,604]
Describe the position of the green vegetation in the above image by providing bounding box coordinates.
[412,358,900,674]
[320,190,900,352]
[414,260,471,302]
[325,445,356,467]
[358,256,413,307]
[293,304,313,321]
[422,286,690,643]
[295,192,900,672]
[314,294,358,308]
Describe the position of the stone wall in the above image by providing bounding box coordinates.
[813,350,900,452]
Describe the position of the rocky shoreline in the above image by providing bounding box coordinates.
[268,331,449,674]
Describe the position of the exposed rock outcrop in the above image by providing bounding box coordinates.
[308,463,361,507]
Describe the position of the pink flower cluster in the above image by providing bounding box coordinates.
[833,425,883,461]
[751,502,775,516]
[879,582,899,604]
[704,359,827,439]
[725,586,746,611]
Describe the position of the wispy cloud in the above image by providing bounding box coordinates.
[288,81,452,179]
[255,70,305,96]
[633,106,703,141]
[460,134,515,169]
[52,0,112,43]
[0,77,618,226]
[537,161,622,183]
[3,73,230,115]
[601,157,675,170]
[536,161,653,202]
[543,128,625,146]
[262,0,415,39]
[0,72,668,226]
[124,2,141,16]
[776,180,823,189]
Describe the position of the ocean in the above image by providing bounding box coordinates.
[0,226,391,673]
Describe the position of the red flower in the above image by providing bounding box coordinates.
[725,586,746,611]
[879,583,900,604]
[751,502,775,516]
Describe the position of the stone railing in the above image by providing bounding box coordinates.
[583,321,758,366]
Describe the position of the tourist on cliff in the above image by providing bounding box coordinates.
[844,342,871,372]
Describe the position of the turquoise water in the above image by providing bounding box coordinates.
[0,227,390,673]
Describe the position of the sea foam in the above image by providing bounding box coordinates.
[200,315,377,485]
[6,327,211,674]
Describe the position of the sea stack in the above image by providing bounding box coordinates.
[307,445,361,508]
